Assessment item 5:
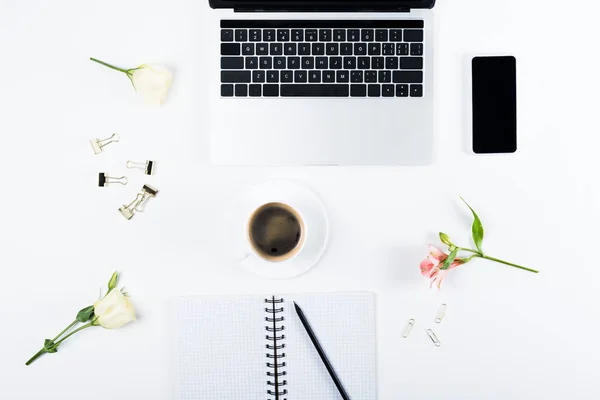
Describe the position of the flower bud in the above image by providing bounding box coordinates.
[439,232,454,247]
[107,271,119,293]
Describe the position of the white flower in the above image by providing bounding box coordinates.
[129,64,173,106]
[93,288,136,329]
[90,57,173,105]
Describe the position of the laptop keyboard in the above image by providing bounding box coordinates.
[220,20,425,98]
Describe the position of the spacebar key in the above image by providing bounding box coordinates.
[281,84,349,97]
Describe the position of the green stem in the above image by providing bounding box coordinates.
[459,247,483,255]
[54,321,95,347]
[25,349,46,366]
[90,57,128,74]
[478,255,539,274]
[51,320,78,343]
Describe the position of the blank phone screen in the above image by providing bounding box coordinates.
[472,56,517,153]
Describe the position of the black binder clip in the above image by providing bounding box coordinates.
[90,133,119,154]
[98,173,127,187]
[119,184,159,220]
[126,160,155,175]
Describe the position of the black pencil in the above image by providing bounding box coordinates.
[293,302,350,400]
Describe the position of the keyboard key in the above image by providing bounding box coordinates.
[235,29,247,42]
[312,43,325,55]
[291,29,304,42]
[249,29,261,42]
[267,70,279,82]
[400,57,423,70]
[309,70,321,83]
[344,57,356,69]
[221,57,244,69]
[378,70,391,83]
[382,84,394,97]
[264,29,276,42]
[221,43,240,55]
[253,70,265,83]
[390,29,403,42]
[305,29,318,41]
[288,57,300,69]
[393,71,423,83]
[410,43,424,56]
[396,84,409,97]
[319,29,332,42]
[242,43,254,55]
[260,57,272,69]
[404,29,424,42]
[256,43,268,55]
[245,57,259,69]
[333,29,346,42]
[221,71,251,83]
[351,84,366,97]
[365,71,377,83]
[249,84,261,97]
[396,43,409,55]
[340,43,353,55]
[221,29,234,42]
[361,29,374,42]
[368,43,381,56]
[235,84,247,97]
[284,43,297,55]
[295,70,308,83]
[358,57,370,69]
[386,57,399,69]
[348,29,360,42]
[382,43,395,55]
[354,43,367,55]
[281,71,294,82]
[298,43,311,55]
[263,84,279,97]
[302,57,315,69]
[323,71,335,82]
[410,84,423,97]
[372,57,384,69]
[277,29,290,42]
[274,57,286,69]
[375,29,389,42]
[281,84,349,97]
[351,70,363,83]
[368,84,381,97]
[221,84,234,96]
[336,70,349,83]
[330,57,343,69]
[316,57,328,69]
[326,43,339,55]
[270,43,283,55]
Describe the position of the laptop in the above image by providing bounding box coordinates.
[206,0,435,165]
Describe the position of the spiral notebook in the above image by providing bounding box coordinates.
[174,292,376,400]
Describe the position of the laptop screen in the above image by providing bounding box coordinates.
[209,0,436,11]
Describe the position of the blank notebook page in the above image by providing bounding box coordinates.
[175,292,376,400]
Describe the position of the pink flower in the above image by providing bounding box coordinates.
[420,245,464,288]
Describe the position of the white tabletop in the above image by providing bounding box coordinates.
[1,0,600,398]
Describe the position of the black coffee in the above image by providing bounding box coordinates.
[248,202,303,261]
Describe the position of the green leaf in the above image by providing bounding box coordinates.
[460,196,484,254]
[76,305,95,323]
[440,248,459,270]
[43,339,55,351]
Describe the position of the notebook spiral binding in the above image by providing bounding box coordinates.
[265,296,288,399]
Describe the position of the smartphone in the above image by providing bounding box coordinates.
[472,56,517,154]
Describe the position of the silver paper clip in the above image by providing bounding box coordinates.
[90,133,119,154]
[435,304,447,324]
[426,329,441,347]
[402,319,415,338]
[98,173,127,187]
[126,160,155,175]
[119,184,159,220]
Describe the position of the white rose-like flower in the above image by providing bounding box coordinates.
[129,65,173,105]
[93,288,136,329]
[90,57,173,106]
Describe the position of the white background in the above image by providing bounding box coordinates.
[1,0,600,399]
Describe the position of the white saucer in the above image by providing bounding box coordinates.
[227,180,329,279]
